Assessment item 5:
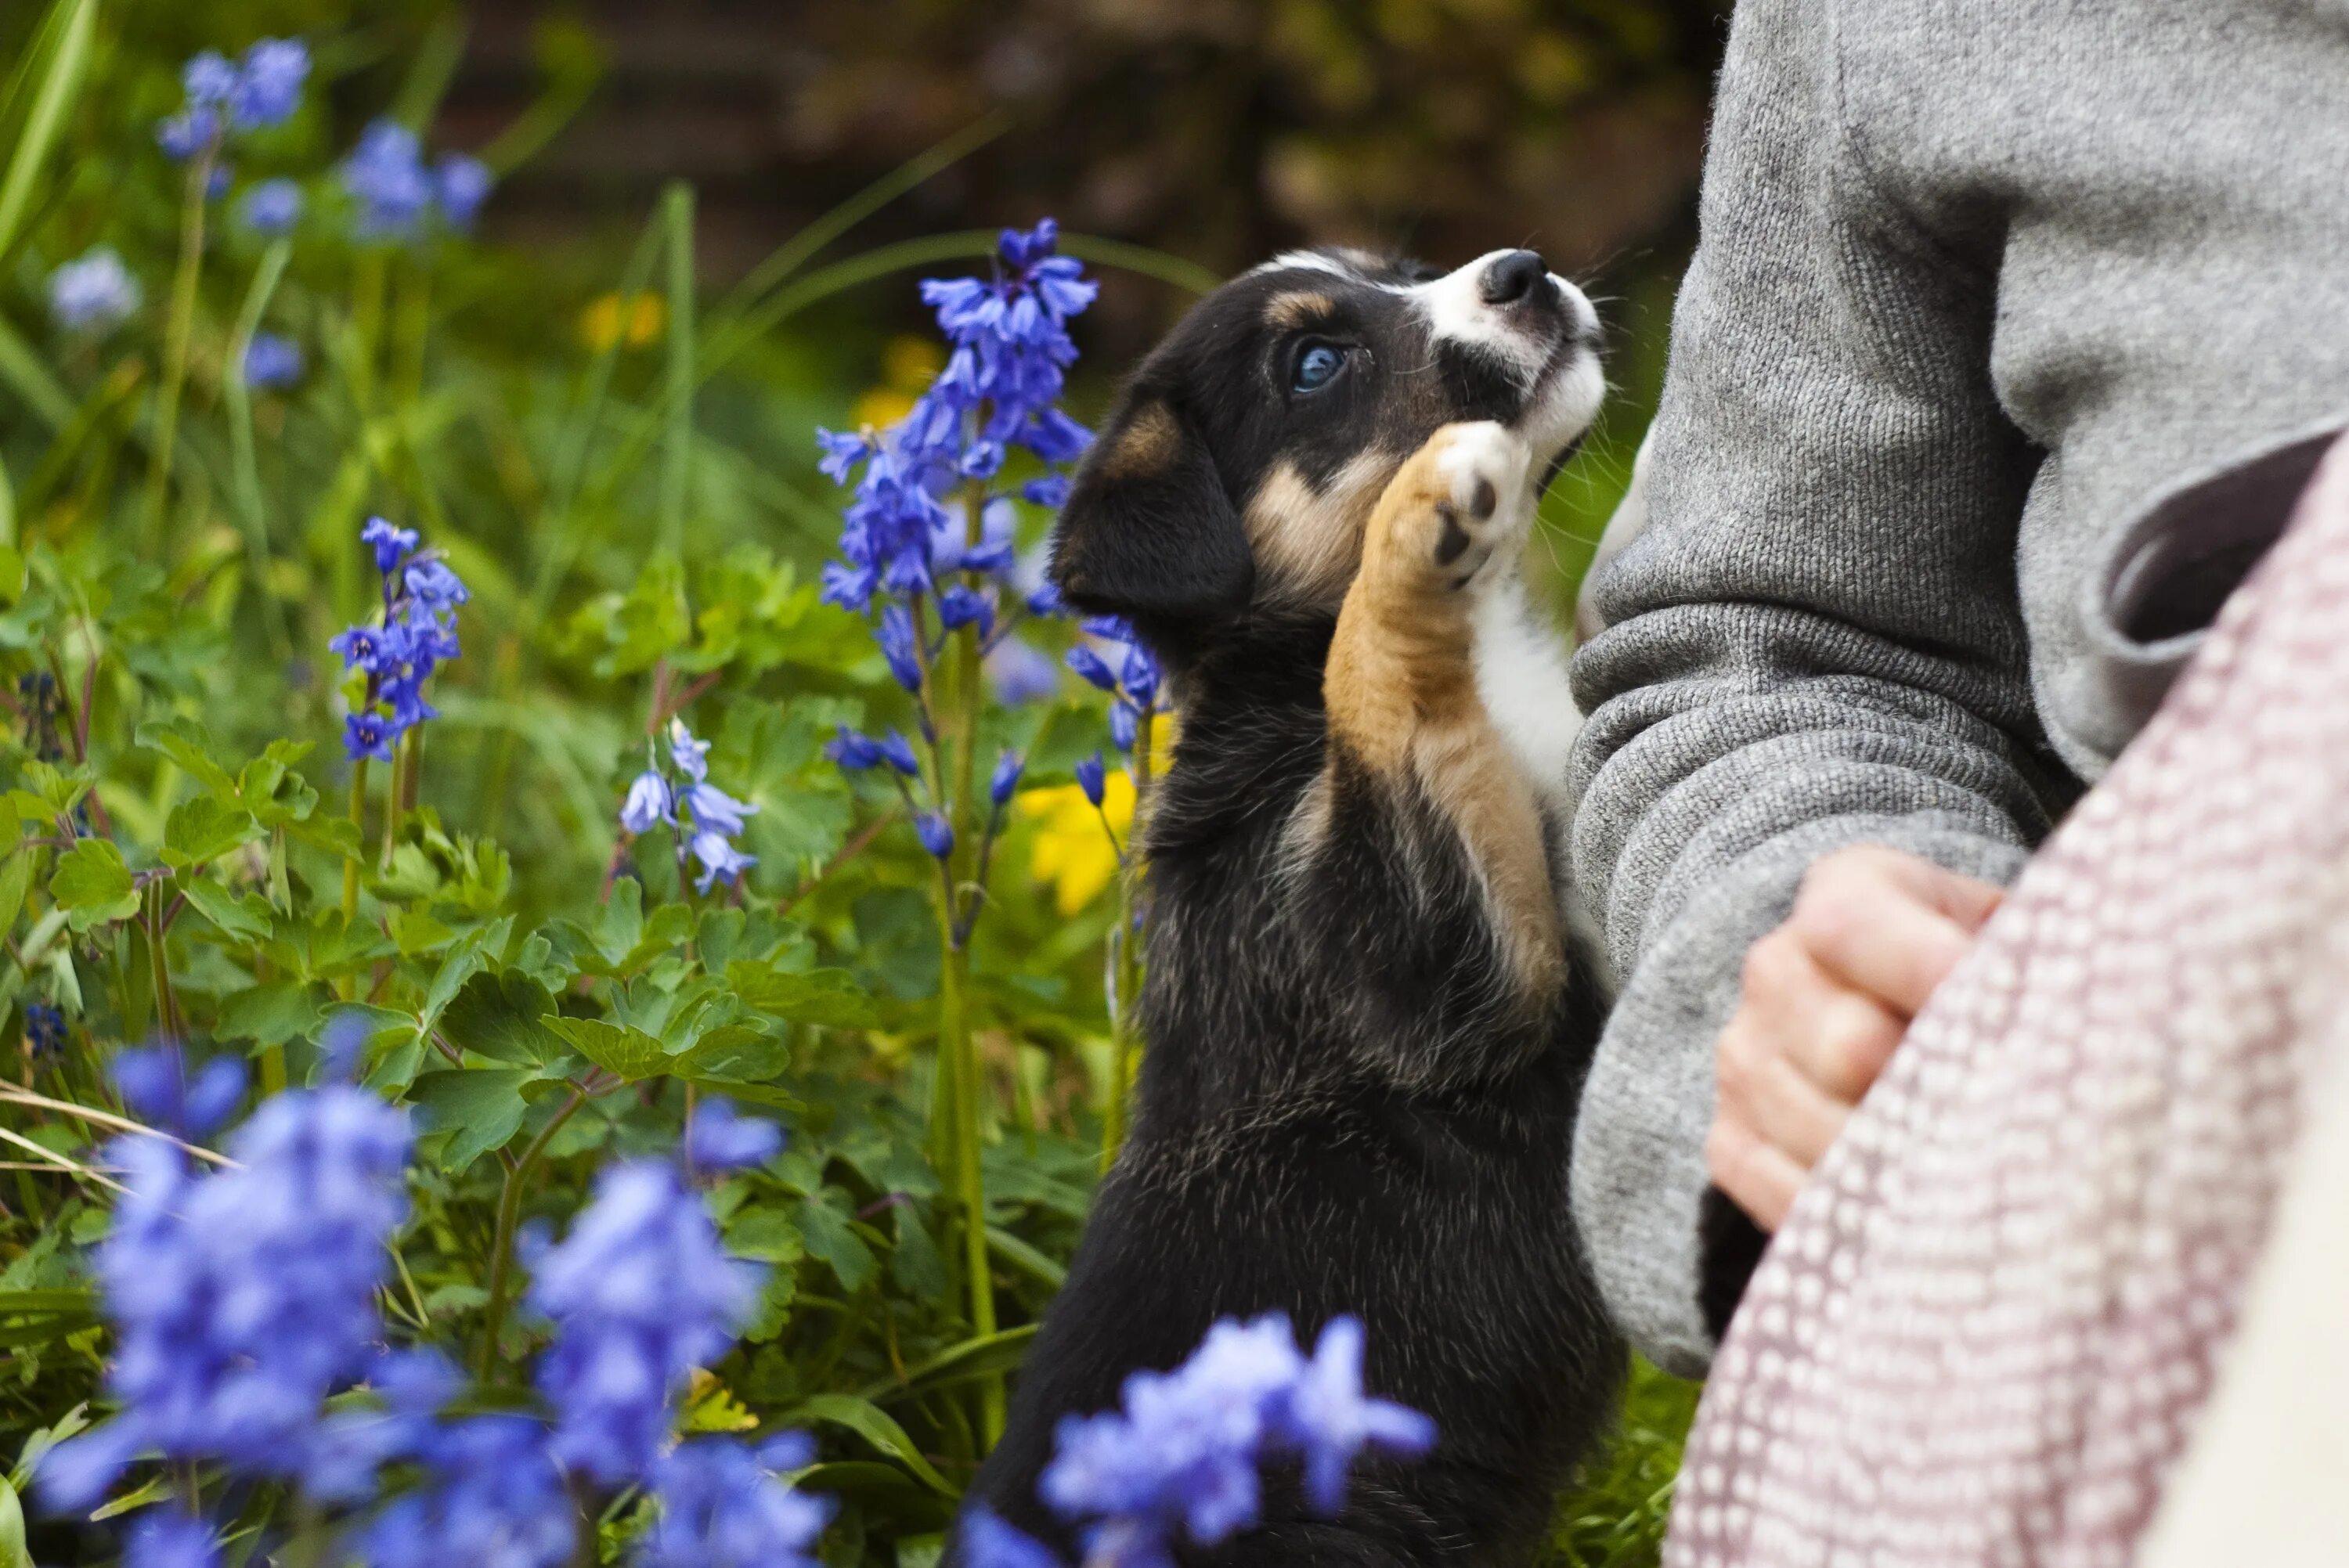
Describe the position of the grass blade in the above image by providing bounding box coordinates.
[0,0,96,271]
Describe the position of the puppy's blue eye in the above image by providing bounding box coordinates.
[1293,343,1344,392]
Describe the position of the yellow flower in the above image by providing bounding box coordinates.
[1018,770,1135,915]
[852,388,918,429]
[847,335,951,432]
[579,292,666,352]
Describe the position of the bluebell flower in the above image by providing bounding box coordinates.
[814,427,871,484]
[342,120,435,239]
[328,623,385,672]
[114,1044,246,1139]
[435,153,493,231]
[344,710,396,762]
[879,730,922,777]
[915,813,954,859]
[239,177,301,236]
[242,330,303,389]
[825,726,885,772]
[990,750,1025,807]
[667,717,711,784]
[621,770,675,834]
[362,515,420,574]
[156,109,219,161]
[403,557,471,613]
[123,1509,220,1568]
[958,1508,1062,1568]
[1074,753,1106,808]
[1064,647,1117,692]
[878,601,925,694]
[1022,474,1070,509]
[529,1160,761,1486]
[936,585,994,637]
[229,38,309,131]
[685,781,758,839]
[640,1436,831,1568]
[362,1413,577,1568]
[1026,582,1065,618]
[690,831,757,893]
[986,638,1061,706]
[24,1002,65,1059]
[48,247,140,333]
[685,1098,783,1173]
[39,1082,412,1512]
[1279,1316,1437,1512]
[182,50,240,109]
[1108,701,1138,753]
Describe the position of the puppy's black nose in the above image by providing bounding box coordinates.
[1479,250,1550,306]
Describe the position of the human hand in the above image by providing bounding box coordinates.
[1706,845,2006,1231]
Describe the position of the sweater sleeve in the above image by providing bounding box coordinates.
[1563,0,2066,1376]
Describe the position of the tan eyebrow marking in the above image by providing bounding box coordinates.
[1102,400,1180,479]
[1263,291,1337,330]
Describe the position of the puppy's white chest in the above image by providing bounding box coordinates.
[1470,571,1581,813]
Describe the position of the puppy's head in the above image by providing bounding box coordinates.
[1049,247,1604,633]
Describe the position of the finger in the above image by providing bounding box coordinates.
[1748,1040,1860,1169]
[1784,983,1907,1105]
[1706,1112,1805,1233]
[1853,844,2008,932]
[1791,855,1977,1015]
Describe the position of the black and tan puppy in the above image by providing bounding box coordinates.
[957,248,1621,1567]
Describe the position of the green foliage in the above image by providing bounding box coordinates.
[0,1,1687,1563]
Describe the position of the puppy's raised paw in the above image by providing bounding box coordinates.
[1371,422,1535,594]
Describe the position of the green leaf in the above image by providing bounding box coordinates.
[857,1325,1039,1403]
[439,970,560,1065]
[161,796,257,868]
[539,1015,667,1081]
[722,1206,806,1265]
[725,962,877,1029]
[49,839,135,930]
[215,981,322,1049]
[788,1394,957,1498]
[179,878,271,943]
[796,1191,876,1292]
[593,877,643,966]
[0,1474,29,1568]
[407,1068,533,1174]
[420,917,511,1031]
[672,1025,790,1085]
[0,848,34,941]
[133,715,236,798]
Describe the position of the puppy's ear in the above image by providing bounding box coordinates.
[1049,395,1254,621]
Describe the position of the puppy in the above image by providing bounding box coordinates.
[956,248,1622,1567]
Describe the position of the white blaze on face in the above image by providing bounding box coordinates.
[1411,251,1604,467]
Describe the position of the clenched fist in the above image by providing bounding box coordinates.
[1707,845,2006,1231]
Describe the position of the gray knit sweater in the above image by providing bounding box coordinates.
[1567,0,2349,1376]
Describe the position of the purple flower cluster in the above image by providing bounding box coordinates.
[48,247,140,334]
[243,330,304,389]
[1066,616,1164,755]
[816,218,1095,615]
[969,1316,1435,1568]
[526,1159,763,1485]
[618,717,761,893]
[640,1433,832,1568]
[156,38,310,165]
[239,177,303,237]
[38,1069,412,1515]
[23,1001,66,1059]
[341,120,493,241]
[330,517,466,762]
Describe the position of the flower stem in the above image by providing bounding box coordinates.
[341,758,368,965]
[478,1080,592,1382]
[142,146,213,554]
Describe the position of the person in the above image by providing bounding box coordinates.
[1564,0,2349,1376]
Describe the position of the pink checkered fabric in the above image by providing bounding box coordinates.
[1667,434,2349,1568]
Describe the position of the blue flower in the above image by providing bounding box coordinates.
[361,515,419,574]
[915,813,954,860]
[878,602,925,694]
[958,1508,1062,1568]
[123,1509,220,1568]
[49,247,140,333]
[242,330,303,389]
[985,638,1060,706]
[403,558,471,613]
[344,710,397,762]
[814,427,871,485]
[1074,753,1106,808]
[435,153,493,231]
[879,730,922,777]
[230,38,309,131]
[990,750,1024,806]
[239,178,302,236]
[640,1436,831,1568]
[684,1098,783,1173]
[667,718,711,784]
[156,108,219,161]
[1108,701,1138,752]
[362,1412,576,1568]
[1064,647,1117,692]
[342,120,435,239]
[1278,1316,1437,1512]
[24,1002,66,1059]
[114,1044,246,1139]
[936,585,994,637]
[40,1082,411,1511]
[685,780,757,839]
[825,726,885,772]
[529,1160,761,1485]
[182,51,240,109]
[690,831,757,894]
[621,770,675,834]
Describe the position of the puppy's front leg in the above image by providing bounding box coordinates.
[1318,421,1565,1011]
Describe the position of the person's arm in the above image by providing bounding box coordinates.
[1564,0,2067,1375]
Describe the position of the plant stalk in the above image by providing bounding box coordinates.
[142,146,214,553]
[478,1082,590,1381]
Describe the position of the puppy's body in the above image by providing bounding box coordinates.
[958,251,1622,1566]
